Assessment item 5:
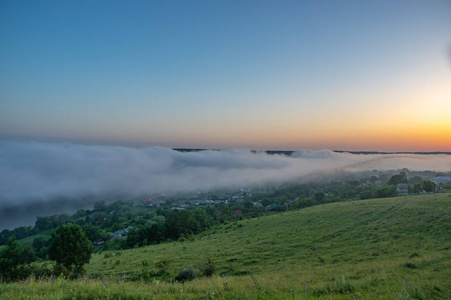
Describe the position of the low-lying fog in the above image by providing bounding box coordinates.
[1,140,450,230]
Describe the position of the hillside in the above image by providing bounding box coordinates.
[2,193,451,299]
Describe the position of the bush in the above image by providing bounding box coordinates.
[53,263,70,277]
[175,266,198,282]
[359,190,373,200]
[29,262,53,278]
[155,259,171,280]
[201,258,216,277]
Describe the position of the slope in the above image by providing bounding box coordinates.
[84,193,451,298]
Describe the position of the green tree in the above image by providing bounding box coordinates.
[412,183,423,193]
[49,224,92,274]
[0,236,26,280]
[388,172,408,185]
[94,200,107,211]
[359,190,373,200]
[32,236,50,259]
[409,176,423,185]
[243,200,253,209]
[314,191,326,203]
[374,185,398,198]
[81,224,102,243]
[422,180,436,193]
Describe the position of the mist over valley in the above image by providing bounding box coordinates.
[1,140,450,230]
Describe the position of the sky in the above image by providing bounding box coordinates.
[1,0,451,151]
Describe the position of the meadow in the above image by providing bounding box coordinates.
[1,193,450,299]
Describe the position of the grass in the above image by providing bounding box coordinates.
[1,193,450,299]
[18,230,52,246]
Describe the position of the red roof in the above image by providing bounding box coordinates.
[233,209,243,216]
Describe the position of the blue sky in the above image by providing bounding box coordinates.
[1,0,450,150]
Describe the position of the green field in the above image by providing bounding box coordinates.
[17,231,52,246]
[1,193,450,299]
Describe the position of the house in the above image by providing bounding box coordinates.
[110,226,133,241]
[431,176,451,186]
[170,207,185,211]
[232,195,244,202]
[144,198,166,207]
[93,238,104,245]
[232,209,243,216]
[397,183,409,195]
[265,204,280,210]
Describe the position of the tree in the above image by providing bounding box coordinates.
[49,224,92,274]
[32,236,50,259]
[412,183,423,194]
[0,236,26,281]
[388,172,408,185]
[314,191,326,203]
[0,229,11,245]
[81,224,102,243]
[146,222,167,244]
[374,185,398,198]
[359,190,373,200]
[422,180,436,193]
[243,200,253,209]
[94,200,107,211]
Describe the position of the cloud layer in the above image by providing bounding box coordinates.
[1,141,450,229]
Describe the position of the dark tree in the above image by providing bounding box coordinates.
[81,225,102,243]
[388,172,408,185]
[244,200,253,209]
[0,236,26,280]
[374,185,399,198]
[94,200,107,211]
[412,183,423,194]
[0,229,11,246]
[49,224,92,273]
[359,190,373,200]
[32,236,50,259]
[422,180,436,193]
[147,223,167,244]
[314,191,326,203]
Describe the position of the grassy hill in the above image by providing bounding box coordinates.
[17,230,52,246]
[1,193,451,299]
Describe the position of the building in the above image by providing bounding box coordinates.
[430,176,451,185]
[397,183,409,195]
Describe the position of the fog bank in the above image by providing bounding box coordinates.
[1,141,450,229]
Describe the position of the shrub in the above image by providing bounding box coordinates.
[201,258,216,277]
[155,259,171,280]
[175,266,198,282]
[29,262,52,278]
[405,262,417,269]
[359,190,373,200]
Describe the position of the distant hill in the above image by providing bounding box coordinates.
[173,148,451,156]
[334,150,451,155]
